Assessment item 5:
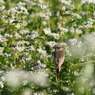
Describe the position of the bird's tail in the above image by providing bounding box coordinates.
[56,68,59,74]
[56,68,61,79]
[56,67,61,74]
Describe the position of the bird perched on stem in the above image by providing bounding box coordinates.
[53,44,65,78]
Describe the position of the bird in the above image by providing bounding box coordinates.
[53,44,65,78]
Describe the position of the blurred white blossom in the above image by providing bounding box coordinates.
[46,41,57,47]
[19,30,30,34]
[0,47,4,55]
[27,33,39,39]
[81,0,95,5]
[4,69,49,88]
[43,28,51,34]
[0,0,5,3]
[37,47,47,56]
[22,88,32,95]
[8,6,29,15]
[0,82,4,88]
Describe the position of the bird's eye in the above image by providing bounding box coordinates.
[57,47,61,49]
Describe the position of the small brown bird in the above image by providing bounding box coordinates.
[53,44,65,77]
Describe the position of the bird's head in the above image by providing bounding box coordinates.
[53,44,62,50]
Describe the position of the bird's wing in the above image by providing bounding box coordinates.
[54,49,64,68]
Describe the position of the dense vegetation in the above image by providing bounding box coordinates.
[0,0,95,95]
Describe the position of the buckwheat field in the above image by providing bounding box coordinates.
[0,0,95,95]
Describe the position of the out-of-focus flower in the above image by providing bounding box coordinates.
[69,38,77,45]
[4,70,22,87]
[42,21,47,25]
[26,33,39,39]
[31,71,49,87]
[60,0,72,5]
[75,28,83,34]
[46,41,57,47]
[17,2,26,6]
[8,6,29,15]
[34,60,46,70]
[4,33,13,38]
[37,47,47,56]
[12,46,25,52]
[17,41,29,46]
[81,0,95,5]
[0,34,7,42]
[19,30,30,34]
[0,5,5,10]
[0,0,5,3]
[14,31,21,39]
[83,18,94,29]
[43,28,51,34]
[0,81,4,88]
[38,4,48,9]
[22,80,28,86]
[63,87,69,91]
[0,47,4,55]
[93,88,95,94]
[27,45,35,51]
[22,88,32,95]
[43,28,59,39]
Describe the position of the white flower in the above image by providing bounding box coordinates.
[0,47,4,55]
[22,80,28,86]
[60,0,72,5]
[26,33,39,39]
[71,13,81,18]
[15,23,21,29]
[63,87,69,91]
[51,33,59,39]
[38,4,48,9]
[17,2,26,6]
[60,27,68,32]
[0,34,7,42]
[5,70,21,87]
[75,28,83,34]
[81,0,95,5]
[0,5,5,10]
[19,30,30,34]
[1,76,5,81]
[3,69,49,88]
[69,38,77,45]
[4,33,12,38]
[27,46,35,51]
[31,71,49,86]
[14,46,25,52]
[9,6,29,15]
[0,0,5,3]
[3,53,11,57]
[46,41,57,47]
[0,81,4,88]
[22,88,32,95]
[37,47,47,56]
[14,31,21,39]
[70,27,74,33]
[77,41,83,48]
[17,41,29,45]
[42,21,47,25]
[43,28,51,34]
[34,61,46,70]
[37,60,46,68]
